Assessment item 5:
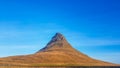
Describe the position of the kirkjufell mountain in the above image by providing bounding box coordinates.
[0,33,118,67]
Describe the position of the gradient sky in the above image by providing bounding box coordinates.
[0,0,120,64]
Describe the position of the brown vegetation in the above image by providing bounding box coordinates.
[0,33,118,67]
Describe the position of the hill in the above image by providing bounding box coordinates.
[0,33,118,67]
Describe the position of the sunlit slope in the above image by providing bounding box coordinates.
[0,33,118,66]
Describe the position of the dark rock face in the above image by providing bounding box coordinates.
[37,33,73,52]
[51,33,65,41]
[47,33,66,45]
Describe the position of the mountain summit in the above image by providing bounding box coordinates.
[37,33,73,52]
[0,33,117,67]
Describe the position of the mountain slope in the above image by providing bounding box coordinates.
[0,33,117,66]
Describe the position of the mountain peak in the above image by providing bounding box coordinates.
[37,33,73,52]
[46,32,67,46]
[54,32,64,40]
[48,32,65,44]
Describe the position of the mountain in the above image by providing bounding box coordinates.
[0,33,118,67]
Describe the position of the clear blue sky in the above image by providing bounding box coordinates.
[0,0,120,64]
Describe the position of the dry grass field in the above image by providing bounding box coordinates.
[0,33,119,68]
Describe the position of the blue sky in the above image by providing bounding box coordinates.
[0,0,120,64]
